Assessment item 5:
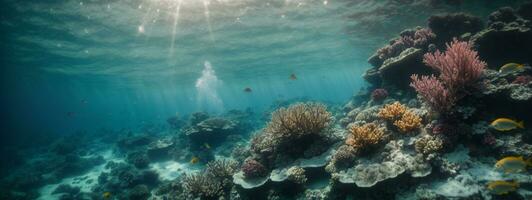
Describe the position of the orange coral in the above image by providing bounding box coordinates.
[378,102,422,133]
[378,101,407,121]
[393,110,422,133]
[346,123,386,149]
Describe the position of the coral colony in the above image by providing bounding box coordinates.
[2,2,532,200]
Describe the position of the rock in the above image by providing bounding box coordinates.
[488,7,518,25]
[517,1,532,20]
[335,140,431,187]
[362,67,382,86]
[126,152,150,169]
[147,138,174,161]
[128,184,151,200]
[117,135,153,151]
[182,117,237,146]
[52,184,80,195]
[378,48,432,88]
[427,13,484,45]
[233,145,337,189]
[480,70,532,120]
[471,11,532,68]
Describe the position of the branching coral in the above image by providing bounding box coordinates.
[181,159,239,199]
[251,102,335,166]
[410,75,455,113]
[423,39,486,94]
[414,135,444,156]
[206,159,238,180]
[394,110,422,133]
[264,102,331,137]
[181,173,223,199]
[378,102,407,121]
[346,123,387,150]
[378,102,422,133]
[411,39,486,114]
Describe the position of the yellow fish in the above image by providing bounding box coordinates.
[490,118,524,131]
[499,63,524,74]
[495,156,531,173]
[103,191,112,199]
[203,143,211,149]
[487,180,519,195]
[190,156,200,164]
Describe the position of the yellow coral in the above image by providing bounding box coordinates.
[393,110,422,133]
[378,101,407,121]
[346,123,386,149]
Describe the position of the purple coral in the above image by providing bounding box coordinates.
[376,28,435,60]
[241,159,267,178]
[413,28,436,47]
[512,75,532,85]
[371,88,388,101]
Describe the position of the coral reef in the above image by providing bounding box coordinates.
[371,88,388,102]
[378,101,407,121]
[286,166,307,184]
[427,13,484,44]
[181,173,223,199]
[471,6,532,68]
[345,123,387,151]
[393,110,422,133]
[250,102,337,168]
[240,159,268,179]
[414,135,444,157]
[378,102,422,133]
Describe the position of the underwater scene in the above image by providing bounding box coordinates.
[2,0,532,199]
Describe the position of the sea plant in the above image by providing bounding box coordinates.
[411,39,486,114]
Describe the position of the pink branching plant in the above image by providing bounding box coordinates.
[410,75,455,113]
[423,39,486,94]
[410,39,486,114]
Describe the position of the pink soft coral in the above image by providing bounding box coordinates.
[411,39,486,113]
[423,39,486,94]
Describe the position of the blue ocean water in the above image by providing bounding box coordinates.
[1,0,530,199]
[2,0,519,137]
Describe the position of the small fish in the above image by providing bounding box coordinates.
[289,73,297,80]
[66,112,76,118]
[190,156,200,164]
[499,63,525,74]
[495,156,531,173]
[244,87,252,93]
[81,99,88,104]
[103,191,112,199]
[490,118,524,131]
[204,143,211,149]
[487,180,519,195]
